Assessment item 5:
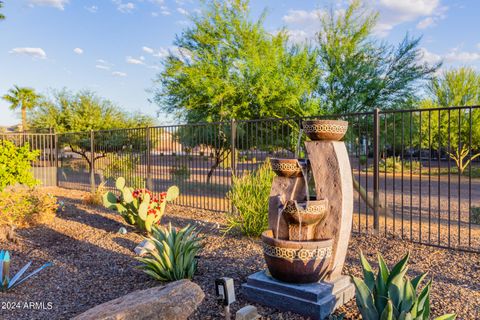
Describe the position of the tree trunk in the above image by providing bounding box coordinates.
[21,107,27,131]
[352,175,391,217]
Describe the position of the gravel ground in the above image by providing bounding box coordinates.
[0,187,478,320]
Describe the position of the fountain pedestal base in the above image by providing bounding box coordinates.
[242,271,354,320]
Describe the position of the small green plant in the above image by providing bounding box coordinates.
[352,251,456,320]
[359,155,367,165]
[103,177,179,233]
[0,141,40,191]
[137,223,203,281]
[471,207,480,224]
[226,161,275,237]
[0,250,52,292]
[170,164,191,182]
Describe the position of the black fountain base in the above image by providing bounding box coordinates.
[242,270,354,320]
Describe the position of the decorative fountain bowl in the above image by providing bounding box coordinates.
[282,199,328,225]
[270,158,308,178]
[261,230,333,283]
[302,120,348,141]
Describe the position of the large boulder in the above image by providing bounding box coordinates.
[73,280,204,320]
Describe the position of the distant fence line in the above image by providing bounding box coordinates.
[1,105,480,253]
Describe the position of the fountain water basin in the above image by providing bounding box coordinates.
[262,230,333,283]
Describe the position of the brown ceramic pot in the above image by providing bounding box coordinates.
[261,230,333,283]
[281,199,328,226]
[269,158,308,178]
[302,120,348,141]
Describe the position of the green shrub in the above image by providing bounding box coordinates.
[471,207,480,224]
[352,251,456,320]
[0,141,40,191]
[226,161,275,237]
[359,155,367,165]
[137,223,203,281]
[0,187,57,228]
[104,154,143,188]
[170,164,191,182]
[371,157,422,174]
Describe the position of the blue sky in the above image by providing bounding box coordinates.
[1,0,479,126]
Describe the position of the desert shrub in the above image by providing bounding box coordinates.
[83,181,107,206]
[170,164,191,182]
[104,154,144,188]
[352,251,456,320]
[226,161,275,237]
[137,223,203,281]
[471,207,480,224]
[0,187,57,228]
[0,141,40,191]
[372,156,421,173]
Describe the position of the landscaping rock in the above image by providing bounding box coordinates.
[134,239,155,256]
[72,280,204,320]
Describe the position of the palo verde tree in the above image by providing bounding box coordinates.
[317,0,439,114]
[29,89,155,176]
[0,1,5,20]
[2,86,42,131]
[154,0,320,181]
[420,67,480,174]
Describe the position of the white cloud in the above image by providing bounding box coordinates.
[73,47,83,55]
[444,48,480,63]
[142,46,154,54]
[85,5,98,13]
[282,9,323,25]
[374,0,447,36]
[112,71,127,77]
[416,17,435,29]
[477,43,480,50]
[177,7,189,15]
[113,1,135,13]
[126,56,144,65]
[10,47,47,59]
[150,0,165,5]
[419,47,442,65]
[96,64,110,70]
[28,0,68,10]
[161,9,171,15]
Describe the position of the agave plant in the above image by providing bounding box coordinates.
[136,223,203,281]
[103,177,179,233]
[1,250,52,292]
[352,251,456,320]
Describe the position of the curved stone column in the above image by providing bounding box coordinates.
[305,141,353,280]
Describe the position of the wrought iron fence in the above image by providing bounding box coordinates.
[1,106,479,252]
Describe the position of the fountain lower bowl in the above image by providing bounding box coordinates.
[261,230,333,283]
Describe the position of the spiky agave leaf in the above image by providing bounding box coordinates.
[136,224,202,282]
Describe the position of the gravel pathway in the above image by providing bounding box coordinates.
[0,187,478,320]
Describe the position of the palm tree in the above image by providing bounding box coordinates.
[2,86,41,131]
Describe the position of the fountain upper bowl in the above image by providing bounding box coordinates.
[302,119,348,141]
[269,158,308,178]
[282,199,328,226]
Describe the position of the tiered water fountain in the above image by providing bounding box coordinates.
[243,119,355,320]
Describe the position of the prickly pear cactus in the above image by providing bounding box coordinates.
[103,177,179,233]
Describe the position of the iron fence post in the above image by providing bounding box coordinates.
[54,131,59,187]
[90,129,96,193]
[373,108,380,232]
[146,126,152,190]
[230,119,237,212]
